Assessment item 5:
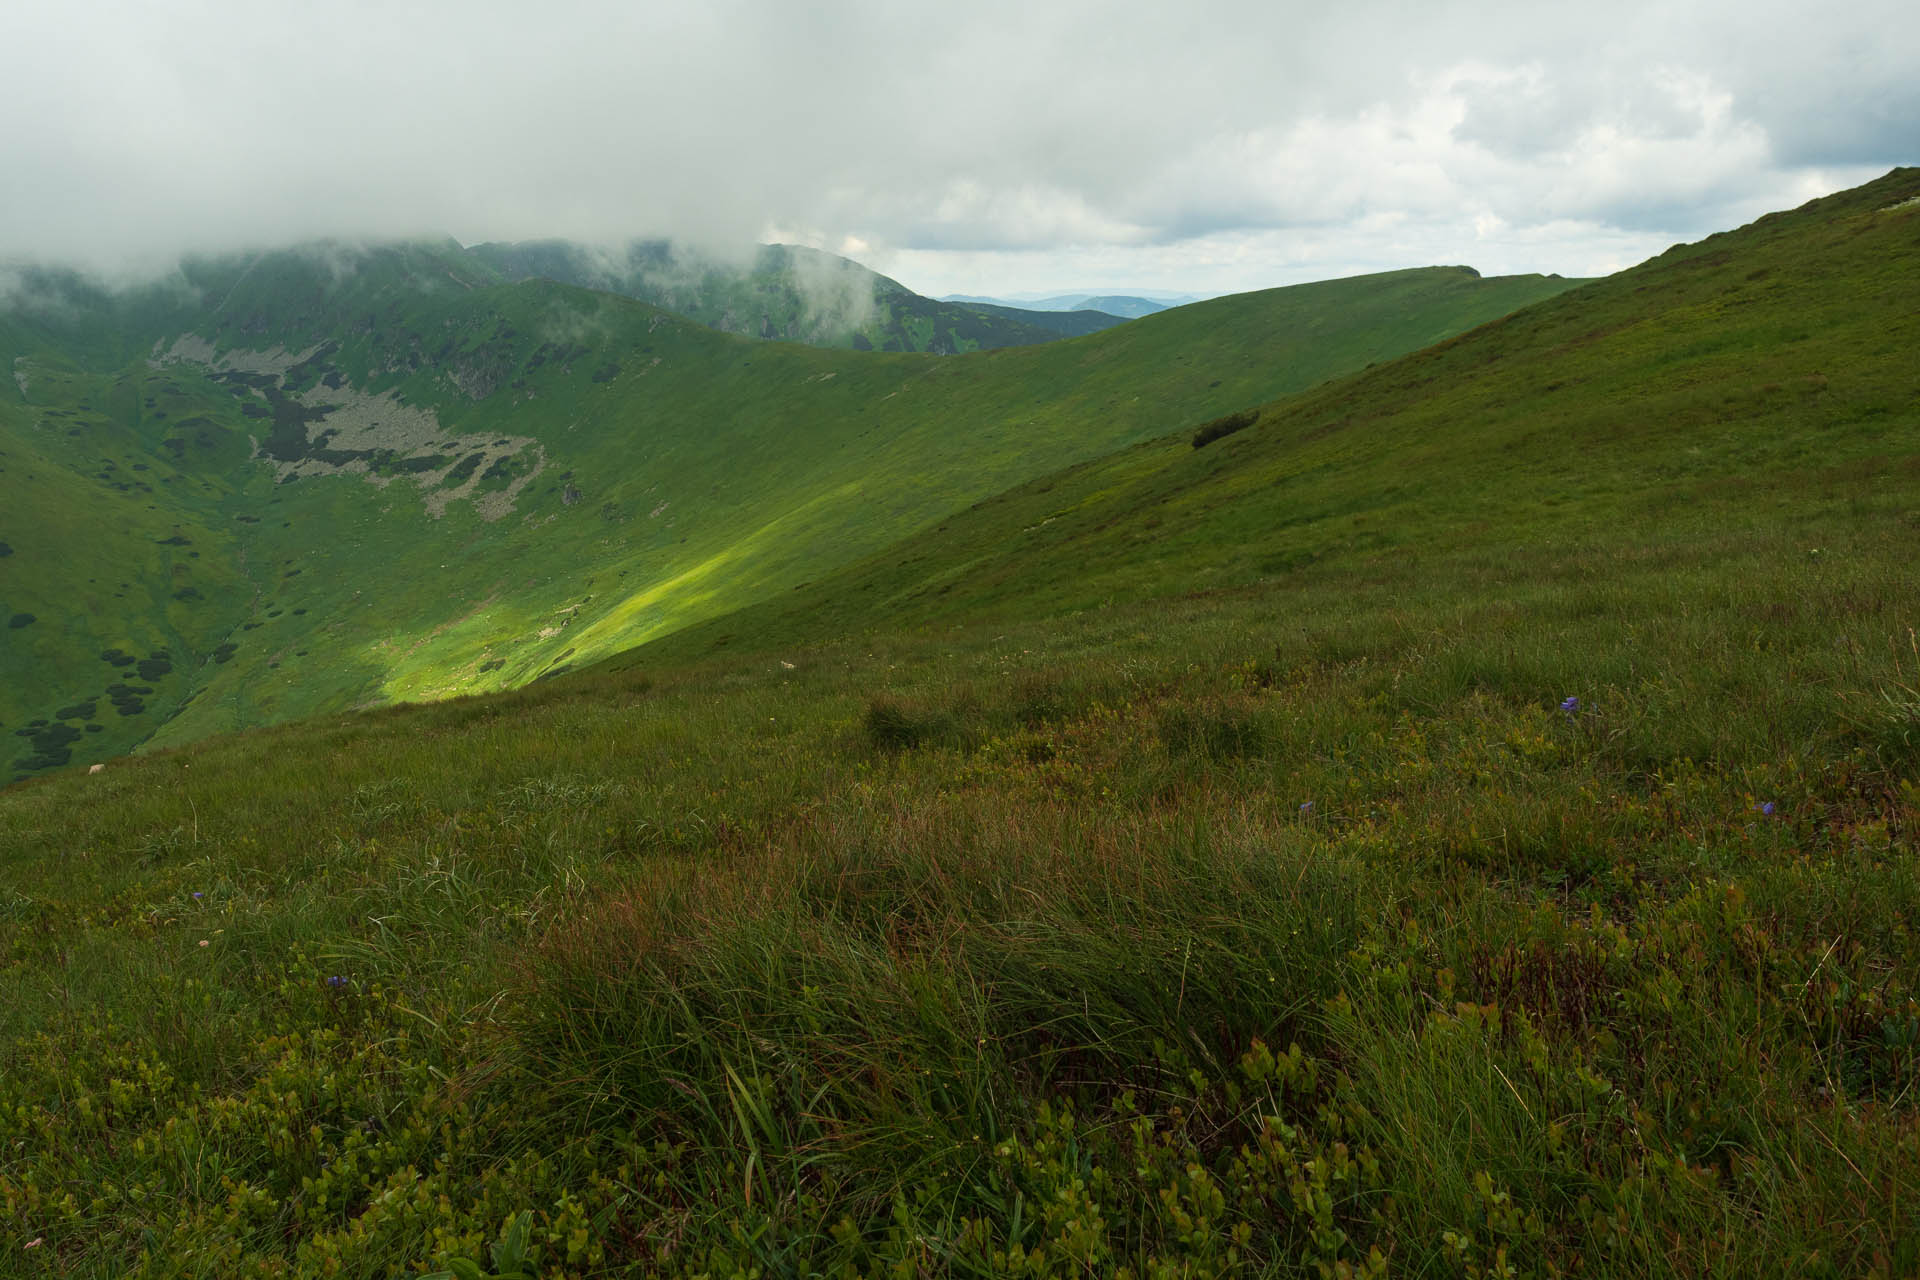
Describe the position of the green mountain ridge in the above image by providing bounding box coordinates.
[947,301,1130,337]
[1,252,1581,780]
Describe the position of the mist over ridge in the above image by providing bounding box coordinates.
[3,0,1913,299]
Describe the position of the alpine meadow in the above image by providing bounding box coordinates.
[3,142,1919,1280]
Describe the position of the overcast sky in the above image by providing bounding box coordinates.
[2,0,1913,297]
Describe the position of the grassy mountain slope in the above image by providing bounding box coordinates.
[469,239,1076,354]
[950,300,1129,336]
[2,259,1578,779]
[631,181,1920,662]
[1,172,1916,1275]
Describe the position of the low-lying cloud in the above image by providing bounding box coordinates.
[1,0,1912,296]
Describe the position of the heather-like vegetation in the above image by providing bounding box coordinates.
[1,171,1916,1276]
[4,542,1916,1276]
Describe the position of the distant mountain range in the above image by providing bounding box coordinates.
[943,302,1130,337]
[942,293,1196,317]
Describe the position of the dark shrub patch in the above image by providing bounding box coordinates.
[590,361,621,383]
[863,697,960,753]
[1192,409,1260,449]
[157,535,191,546]
[12,720,82,771]
[84,722,102,733]
[106,681,152,716]
[0,542,11,557]
[137,658,173,681]
[55,701,97,721]
[212,643,238,664]
[442,453,486,487]
[7,613,34,629]
[101,648,136,667]
[479,658,505,673]
[173,587,202,602]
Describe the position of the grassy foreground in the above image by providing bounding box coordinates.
[2,531,1916,1277]
[2,173,1917,1276]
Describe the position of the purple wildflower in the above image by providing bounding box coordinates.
[1299,801,1314,814]
[1560,696,1580,714]
[192,891,203,899]
[1761,801,1775,817]
[326,975,348,990]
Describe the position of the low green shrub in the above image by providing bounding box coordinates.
[1191,408,1259,448]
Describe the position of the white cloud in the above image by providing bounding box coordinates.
[0,0,1912,295]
